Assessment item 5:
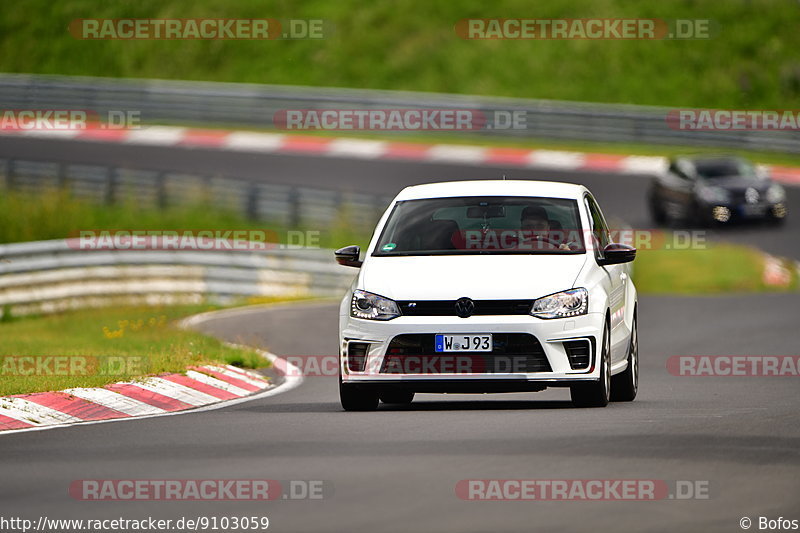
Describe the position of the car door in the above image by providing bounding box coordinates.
[662,160,696,220]
[584,195,628,365]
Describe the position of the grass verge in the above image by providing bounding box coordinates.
[1,0,798,109]
[633,243,797,294]
[0,304,275,397]
[0,188,368,248]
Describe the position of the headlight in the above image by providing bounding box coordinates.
[766,184,786,204]
[531,288,588,319]
[697,186,731,204]
[350,290,400,320]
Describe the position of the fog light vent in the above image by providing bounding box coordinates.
[347,342,370,372]
[564,340,591,370]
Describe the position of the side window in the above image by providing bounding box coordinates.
[675,160,694,180]
[584,195,611,259]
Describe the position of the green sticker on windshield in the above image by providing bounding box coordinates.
[382,243,397,251]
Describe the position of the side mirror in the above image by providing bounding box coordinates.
[598,243,636,266]
[335,245,362,268]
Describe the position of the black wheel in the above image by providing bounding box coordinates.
[379,390,415,405]
[570,321,611,408]
[649,197,666,225]
[611,314,638,402]
[340,378,379,411]
[690,201,712,228]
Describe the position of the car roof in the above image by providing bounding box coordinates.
[394,180,589,201]
[676,154,747,165]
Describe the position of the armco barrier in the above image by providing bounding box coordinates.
[0,157,393,231]
[1,73,798,152]
[0,239,356,316]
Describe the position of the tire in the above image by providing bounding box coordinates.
[379,390,415,405]
[570,321,611,408]
[340,378,379,411]
[611,314,638,402]
[649,198,666,225]
[691,202,713,228]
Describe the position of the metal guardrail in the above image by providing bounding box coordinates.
[1,73,798,152]
[0,239,355,316]
[0,157,393,230]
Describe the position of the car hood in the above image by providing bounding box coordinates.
[360,254,588,300]
[701,176,770,191]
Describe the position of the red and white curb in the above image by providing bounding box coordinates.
[0,364,274,434]
[0,306,304,435]
[2,125,800,186]
[762,254,794,288]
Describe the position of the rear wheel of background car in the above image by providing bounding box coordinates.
[379,390,415,405]
[340,377,379,411]
[649,198,666,225]
[570,321,610,408]
[690,201,711,228]
[611,314,638,402]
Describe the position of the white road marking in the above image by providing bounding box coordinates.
[203,365,269,389]
[125,126,186,145]
[426,144,488,163]
[62,388,165,416]
[327,139,388,159]
[122,377,220,406]
[185,370,251,396]
[620,155,667,174]
[527,150,585,169]
[224,132,286,152]
[0,397,82,425]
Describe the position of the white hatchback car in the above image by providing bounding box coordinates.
[336,180,638,410]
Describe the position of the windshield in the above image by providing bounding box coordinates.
[695,158,758,180]
[373,196,585,256]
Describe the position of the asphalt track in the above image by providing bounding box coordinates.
[0,136,799,532]
[1,296,798,533]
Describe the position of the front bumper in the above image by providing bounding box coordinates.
[699,200,786,222]
[340,312,605,390]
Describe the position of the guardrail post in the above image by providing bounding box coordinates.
[105,166,117,205]
[246,182,260,220]
[156,172,167,209]
[6,159,15,189]
[288,187,300,228]
[57,163,67,189]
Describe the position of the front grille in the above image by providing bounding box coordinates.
[564,339,592,370]
[398,300,534,316]
[382,333,551,374]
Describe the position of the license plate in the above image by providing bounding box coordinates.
[740,204,765,216]
[435,334,492,352]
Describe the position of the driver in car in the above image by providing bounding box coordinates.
[520,206,571,250]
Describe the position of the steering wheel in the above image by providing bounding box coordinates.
[520,234,562,249]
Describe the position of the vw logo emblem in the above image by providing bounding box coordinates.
[745,187,759,204]
[454,297,475,318]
